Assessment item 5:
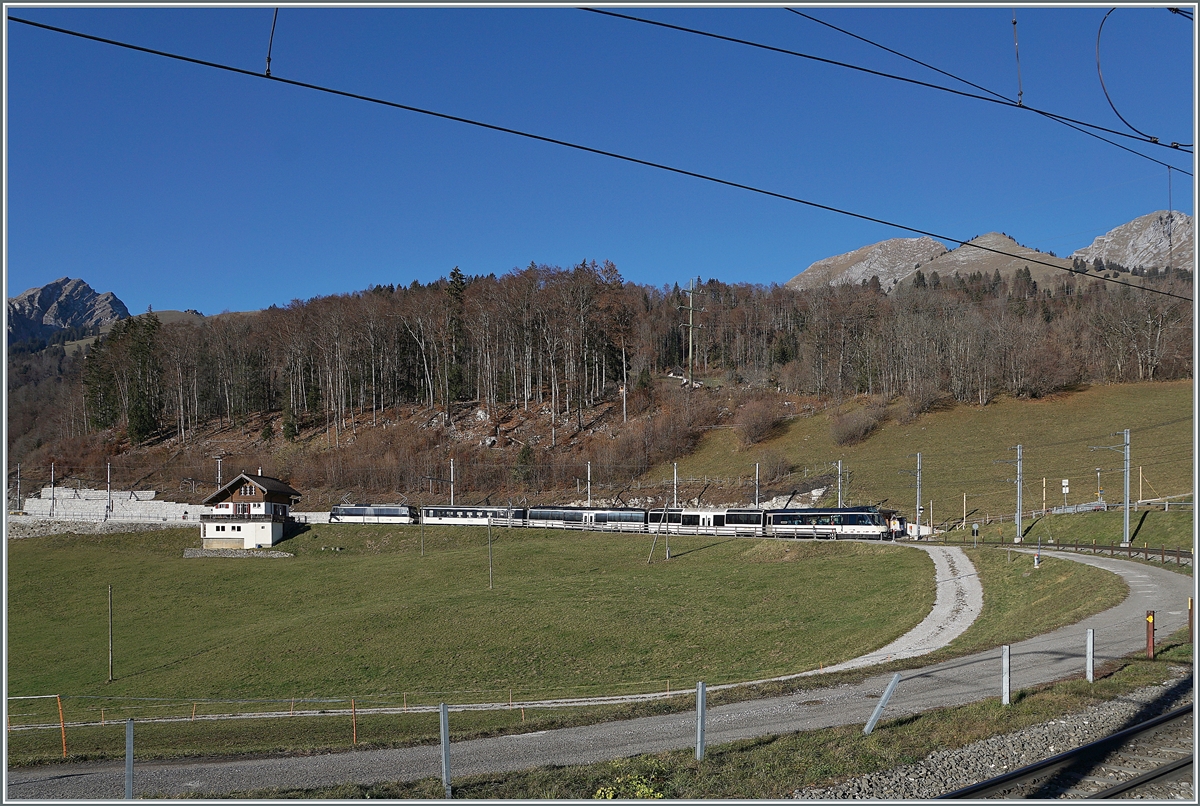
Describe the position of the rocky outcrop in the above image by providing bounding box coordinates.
[1071,210,1194,272]
[787,237,948,291]
[7,277,129,343]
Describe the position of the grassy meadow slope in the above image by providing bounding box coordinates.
[662,381,1192,523]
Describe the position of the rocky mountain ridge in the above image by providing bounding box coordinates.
[1071,210,1193,272]
[790,211,1194,290]
[7,277,129,344]
[786,237,947,291]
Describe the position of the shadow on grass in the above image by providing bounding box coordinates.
[663,539,733,560]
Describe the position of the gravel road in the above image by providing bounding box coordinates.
[6,548,1192,800]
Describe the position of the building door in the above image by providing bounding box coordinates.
[235,503,249,516]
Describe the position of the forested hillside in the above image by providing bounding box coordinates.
[6,260,1192,507]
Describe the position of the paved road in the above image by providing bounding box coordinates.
[6,551,1192,799]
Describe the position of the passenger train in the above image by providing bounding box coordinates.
[329,504,418,524]
[331,503,896,539]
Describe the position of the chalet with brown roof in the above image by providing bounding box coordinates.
[200,472,301,549]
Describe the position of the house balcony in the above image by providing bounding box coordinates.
[200,513,290,523]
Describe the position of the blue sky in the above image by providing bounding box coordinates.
[5,4,1195,315]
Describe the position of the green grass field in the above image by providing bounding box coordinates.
[6,525,1131,766]
[8,526,938,706]
[940,510,1194,555]
[662,381,1192,517]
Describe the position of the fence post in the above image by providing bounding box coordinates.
[1001,645,1011,705]
[695,681,706,760]
[440,702,451,799]
[57,695,66,759]
[863,672,902,735]
[125,718,133,799]
[1086,629,1094,683]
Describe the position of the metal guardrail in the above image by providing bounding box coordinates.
[931,537,1192,565]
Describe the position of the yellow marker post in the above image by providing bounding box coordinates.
[1146,611,1155,660]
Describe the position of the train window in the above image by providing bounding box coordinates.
[726,512,763,525]
[667,512,682,524]
[714,515,725,527]
[681,514,700,526]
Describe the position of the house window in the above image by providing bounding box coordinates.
[240,484,256,497]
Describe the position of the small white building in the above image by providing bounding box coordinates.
[199,473,301,549]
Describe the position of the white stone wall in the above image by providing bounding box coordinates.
[21,487,200,523]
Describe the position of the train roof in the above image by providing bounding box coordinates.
[420,504,523,511]
[766,506,882,514]
[333,503,413,508]
[528,504,645,511]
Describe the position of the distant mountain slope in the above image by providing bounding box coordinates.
[1071,211,1194,271]
[903,232,1076,289]
[7,277,130,344]
[786,236,947,291]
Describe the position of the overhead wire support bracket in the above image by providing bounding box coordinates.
[265,8,279,77]
[1011,9,1024,106]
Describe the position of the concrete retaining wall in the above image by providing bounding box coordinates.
[21,487,200,523]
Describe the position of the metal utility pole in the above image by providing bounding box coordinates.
[50,462,55,518]
[755,463,760,508]
[899,454,921,538]
[915,453,921,538]
[678,277,705,388]
[450,458,455,505]
[673,463,678,508]
[837,460,843,508]
[108,585,114,683]
[1015,445,1023,542]
[996,445,1023,543]
[107,461,112,521]
[587,461,591,507]
[1091,430,1130,545]
[215,455,223,488]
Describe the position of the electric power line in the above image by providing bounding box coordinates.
[583,7,1193,158]
[785,8,1011,102]
[1096,9,1193,149]
[7,14,1193,305]
[785,8,1193,176]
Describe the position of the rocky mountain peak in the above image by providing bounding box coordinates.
[1070,211,1194,271]
[786,236,948,291]
[7,277,130,344]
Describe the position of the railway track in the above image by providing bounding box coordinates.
[938,704,1194,799]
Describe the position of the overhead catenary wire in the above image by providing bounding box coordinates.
[785,8,1011,102]
[786,8,1193,177]
[583,7,1192,157]
[8,15,1192,304]
[1096,8,1193,148]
